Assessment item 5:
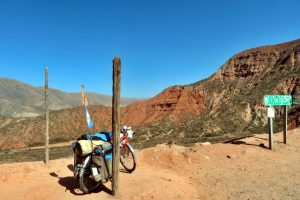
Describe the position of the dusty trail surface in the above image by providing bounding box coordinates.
[0,128,299,200]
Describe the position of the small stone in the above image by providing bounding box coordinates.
[227,155,236,159]
[166,140,174,148]
[203,155,210,160]
[201,142,211,146]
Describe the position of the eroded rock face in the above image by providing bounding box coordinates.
[220,51,280,80]
[289,106,300,129]
[122,86,208,125]
[275,77,300,94]
[123,39,300,127]
[212,39,300,81]
[151,86,207,114]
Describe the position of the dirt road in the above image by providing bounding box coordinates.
[0,128,299,200]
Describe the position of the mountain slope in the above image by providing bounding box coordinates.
[0,105,112,149]
[0,78,138,117]
[1,39,300,150]
[124,39,300,126]
[125,39,300,146]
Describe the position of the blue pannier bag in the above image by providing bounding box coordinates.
[75,132,113,160]
[95,144,112,160]
[85,132,112,142]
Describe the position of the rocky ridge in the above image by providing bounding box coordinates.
[0,78,138,117]
[1,39,300,150]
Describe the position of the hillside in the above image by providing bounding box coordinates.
[1,39,300,150]
[0,78,138,117]
[0,128,299,200]
[125,39,300,146]
[123,39,300,126]
[0,106,112,149]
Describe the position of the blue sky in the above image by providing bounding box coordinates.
[0,0,300,98]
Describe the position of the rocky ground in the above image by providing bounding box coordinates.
[0,128,299,200]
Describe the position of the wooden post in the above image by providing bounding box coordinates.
[112,57,121,196]
[45,66,49,164]
[283,105,288,144]
[268,117,273,150]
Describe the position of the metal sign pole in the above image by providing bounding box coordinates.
[283,105,288,144]
[267,106,275,150]
[264,96,292,149]
[269,117,273,150]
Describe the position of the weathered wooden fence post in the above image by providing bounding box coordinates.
[112,57,121,196]
[45,66,49,164]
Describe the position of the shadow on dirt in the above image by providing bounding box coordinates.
[252,136,269,141]
[49,172,84,195]
[229,140,268,149]
[49,165,112,196]
[67,164,73,172]
[223,136,269,149]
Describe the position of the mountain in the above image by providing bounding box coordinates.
[125,39,300,146]
[123,39,300,125]
[0,78,138,117]
[1,39,300,150]
[0,106,112,149]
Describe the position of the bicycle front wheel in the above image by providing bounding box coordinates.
[79,166,100,193]
[120,143,136,173]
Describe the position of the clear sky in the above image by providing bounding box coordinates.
[0,0,300,98]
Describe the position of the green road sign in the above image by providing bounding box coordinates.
[264,95,292,106]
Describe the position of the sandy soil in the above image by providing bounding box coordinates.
[0,128,299,200]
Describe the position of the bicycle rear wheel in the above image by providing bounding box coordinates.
[120,143,136,173]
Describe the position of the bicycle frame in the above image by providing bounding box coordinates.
[120,133,129,147]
